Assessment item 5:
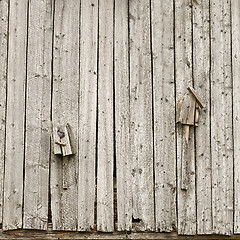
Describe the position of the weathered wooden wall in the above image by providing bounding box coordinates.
[0,0,240,238]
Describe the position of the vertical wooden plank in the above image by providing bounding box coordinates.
[0,0,8,224]
[129,0,155,231]
[115,0,132,232]
[175,0,196,235]
[193,1,212,235]
[210,0,233,235]
[233,0,240,234]
[3,0,28,230]
[51,0,80,231]
[97,0,114,232]
[151,0,176,233]
[78,0,98,231]
[23,0,53,230]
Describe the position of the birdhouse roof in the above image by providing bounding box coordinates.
[187,87,205,108]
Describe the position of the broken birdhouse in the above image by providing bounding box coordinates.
[51,123,75,156]
[176,87,205,144]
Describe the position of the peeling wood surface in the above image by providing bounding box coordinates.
[51,0,80,230]
[0,0,8,225]
[23,0,53,230]
[115,0,132,232]
[233,0,240,234]
[97,0,114,232]
[78,0,98,232]
[175,0,196,235]
[151,0,176,232]
[192,0,212,234]
[129,0,155,231]
[210,0,233,235]
[3,0,28,231]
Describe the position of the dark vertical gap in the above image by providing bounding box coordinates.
[127,0,132,228]
[22,0,30,228]
[191,2,197,234]
[2,0,11,228]
[173,0,178,232]
[230,0,234,233]
[149,0,156,231]
[48,0,55,226]
[208,0,213,231]
[76,0,81,231]
[113,0,117,230]
[94,0,100,229]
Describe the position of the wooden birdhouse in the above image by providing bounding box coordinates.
[176,87,205,144]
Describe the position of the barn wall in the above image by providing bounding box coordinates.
[0,0,239,237]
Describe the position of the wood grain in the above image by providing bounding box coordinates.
[192,0,212,234]
[51,0,80,230]
[23,0,53,230]
[97,0,114,232]
[129,0,155,231]
[232,0,240,234]
[78,0,98,231]
[210,0,233,235]
[175,0,196,235]
[115,0,132,232]
[0,0,8,225]
[151,0,176,232]
[3,0,28,230]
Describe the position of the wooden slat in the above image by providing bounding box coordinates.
[232,0,240,234]
[3,0,28,230]
[151,0,176,232]
[210,0,233,235]
[78,0,98,231]
[175,0,196,235]
[192,0,212,234]
[0,0,8,225]
[97,0,114,232]
[23,0,53,230]
[115,0,132,231]
[129,0,155,231]
[51,0,80,230]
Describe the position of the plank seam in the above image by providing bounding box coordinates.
[2,0,10,226]
[173,0,178,231]
[149,0,156,231]
[22,0,30,228]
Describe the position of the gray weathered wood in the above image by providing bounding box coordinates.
[151,0,176,232]
[210,0,233,235]
[232,0,240,234]
[23,0,53,230]
[51,0,80,230]
[175,0,196,235]
[192,0,212,234]
[3,0,28,230]
[0,0,8,225]
[129,0,155,231]
[115,0,132,232]
[97,0,114,232]
[78,0,98,231]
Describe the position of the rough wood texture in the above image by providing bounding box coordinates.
[151,0,176,232]
[233,0,240,234]
[51,0,80,230]
[115,0,132,232]
[192,1,212,234]
[78,0,98,231]
[210,0,233,235]
[175,0,196,235]
[3,0,28,231]
[0,0,8,225]
[129,0,154,231]
[97,0,114,232]
[23,0,53,230]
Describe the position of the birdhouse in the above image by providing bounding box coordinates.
[176,87,205,143]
